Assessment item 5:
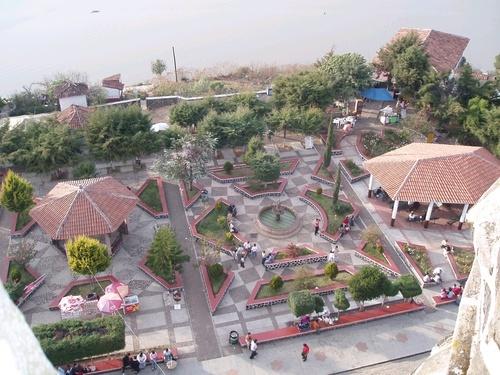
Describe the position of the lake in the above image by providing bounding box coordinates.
[1,0,499,95]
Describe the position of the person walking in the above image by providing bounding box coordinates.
[314,218,321,235]
[249,339,258,359]
[251,243,258,258]
[137,352,147,370]
[301,343,310,361]
[244,332,252,349]
[149,350,158,371]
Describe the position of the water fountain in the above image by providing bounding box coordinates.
[256,199,302,238]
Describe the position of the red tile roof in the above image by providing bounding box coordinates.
[388,28,470,73]
[54,82,89,98]
[102,74,124,90]
[364,143,500,204]
[56,105,93,129]
[30,177,138,240]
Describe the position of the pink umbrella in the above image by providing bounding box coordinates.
[105,281,129,298]
[97,293,123,314]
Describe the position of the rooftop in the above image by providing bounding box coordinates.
[53,82,89,99]
[56,105,92,129]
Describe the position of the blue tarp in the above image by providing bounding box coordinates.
[360,88,394,101]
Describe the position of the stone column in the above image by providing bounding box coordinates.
[391,200,399,227]
[368,174,373,197]
[458,204,469,230]
[424,201,434,229]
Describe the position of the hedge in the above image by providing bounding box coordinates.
[33,316,125,365]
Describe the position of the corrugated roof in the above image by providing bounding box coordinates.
[364,143,500,204]
[30,177,138,240]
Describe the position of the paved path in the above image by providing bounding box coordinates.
[163,182,222,361]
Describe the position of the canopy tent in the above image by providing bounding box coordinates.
[361,88,394,101]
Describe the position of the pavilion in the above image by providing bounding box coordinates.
[30,176,138,254]
[364,143,500,229]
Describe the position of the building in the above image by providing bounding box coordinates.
[54,82,89,111]
[382,28,470,75]
[30,177,138,255]
[56,104,93,129]
[102,74,124,101]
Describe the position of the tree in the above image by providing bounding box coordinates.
[392,45,430,97]
[243,135,265,164]
[287,290,325,317]
[151,59,167,76]
[8,239,36,266]
[170,102,209,127]
[464,100,499,156]
[250,152,280,185]
[66,236,111,276]
[456,63,481,106]
[317,52,372,103]
[395,274,422,301]
[332,167,341,207]
[348,266,389,309]
[333,289,350,316]
[0,170,34,213]
[324,262,339,280]
[381,278,399,306]
[323,123,335,168]
[146,226,190,283]
[87,85,107,105]
[269,275,284,291]
[267,106,323,139]
[85,106,154,161]
[153,133,216,191]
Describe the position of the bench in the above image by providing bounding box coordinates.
[432,295,458,306]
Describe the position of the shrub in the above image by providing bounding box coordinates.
[288,290,322,317]
[314,295,325,313]
[72,161,96,179]
[269,275,284,291]
[333,290,350,312]
[5,281,24,302]
[225,232,234,242]
[287,243,301,258]
[223,161,234,174]
[10,268,22,283]
[324,262,339,280]
[294,266,315,290]
[395,274,422,300]
[215,201,224,212]
[208,263,224,279]
[0,170,34,213]
[250,152,280,184]
[316,187,323,195]
[243,135,265,164]
[361,225,380,246]
[33,316,125,365]
[348,266,389,308]
[216,215,227,227]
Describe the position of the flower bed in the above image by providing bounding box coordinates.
[339,159,370,183]
[311,157,337,186]
[246,266,355,310]
[357,130,412,159]
[354,241,401,276]
[208,158,299,183]
[446,246,474,282]
[233,177,287,199]
[0,257,43,305]
[179,180,203,209]
[200,264,235,314]
[190,198,245,256]
[299,186,358,244]
[138,253,183,291]
[135,177,168,218]
[264,245,327,270]
[11,204,39,237]
[395,241,434,287]
[48,275,120,310]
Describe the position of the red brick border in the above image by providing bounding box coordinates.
[178,180,202,209]
[446,246,474,282]
[48,275,119,310]
[10,212,37,237]
[432,295,458,306]
[319,130,346,156]
[233,178,287,199]
[138,252,183,291]
[311,157,336,186]
[208,158,300,183]
[339,159,370,183]
[354,241,401,276]
[394,241,434,287]
[0,256,43,305]
[135,177,169,218]
[264,244,327,270]
[199,264,235,314]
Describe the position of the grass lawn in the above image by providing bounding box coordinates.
[404,244,432,275]
[245,181,281,193]
[344,160,363,177]
[453,247,474,275]
[196,204,234,246]
[256,271,351,299]
[216,160,294,179]
[305,191,353,234]
[362,243,388,265]
[16,210,32,231]
[209,272,227,295]
[275,247,313,260]
[139,180,163,212]
[66,279,113,298]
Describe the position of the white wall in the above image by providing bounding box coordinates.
[59,95,87,111]
[104,87,121,99]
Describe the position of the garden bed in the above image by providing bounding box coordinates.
[135,177,169,218]
[264,245,327,270]
[208,158,299,183]
[339,159,370,183]
[319,130,346,156]
[49,275,120,310]
[138,253,183,291]
[11,210,37,237]
[395,241,434,286]
[0,257,43,305]
[179,180,203,209]
[356,130,412,160]
[233,177,287,199]
[311,157,337,186]
[354,241,401,276]
[200,264,235,313]
[299,186,358,244]
[246,266,355,310]
[446,246,474,282]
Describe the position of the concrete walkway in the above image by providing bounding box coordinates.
[163,182,222,361]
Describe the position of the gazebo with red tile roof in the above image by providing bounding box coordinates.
[364,143,500,228]
[30,176,138,254]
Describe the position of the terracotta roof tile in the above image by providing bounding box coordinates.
[54,82,89,98]
[102,74,124,90]
[364,143,500,204]
[56,105,93,129]
[30,177,138,240]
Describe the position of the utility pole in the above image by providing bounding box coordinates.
[172,46,178,83]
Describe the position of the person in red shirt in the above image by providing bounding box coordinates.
[452,284,462,296]
[301,343,310,361]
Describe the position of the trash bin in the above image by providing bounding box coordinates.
[229,330,239,345]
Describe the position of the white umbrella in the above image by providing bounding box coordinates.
[59,295,85,313]
[151,122,169,132]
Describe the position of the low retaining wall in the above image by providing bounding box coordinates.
[135,177,169,218]
[199,265,235,314]
[353,241,401,277]
[394,241,435,288]
[339,159,370,183]
[179,180,202,210]
[264,245,327,270]
[310,157,336,186]
[232,178,287,199]
[138,256,183,291]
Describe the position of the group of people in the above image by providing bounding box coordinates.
[423,267,444,284]
[408,211,424,222]
[441,239,454,255]
[57,363,95,375]
[340,215,353,236]
[228,203,239,233]
[121,349,176,374]
[244,332,310,362]
[439,284,464,301]
[233,241,258,268]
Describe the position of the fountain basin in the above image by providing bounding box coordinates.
[256,205,302,239]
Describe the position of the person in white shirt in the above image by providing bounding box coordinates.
[149,350,158,370]
[137,352,147,369]
[327,245,338,263]
[249,339,258,359]
[251,243,258,258]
